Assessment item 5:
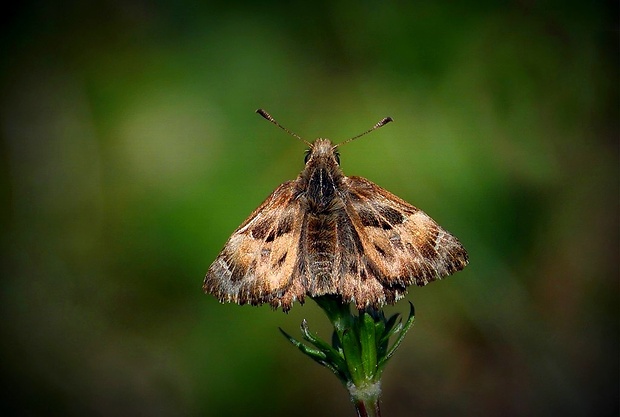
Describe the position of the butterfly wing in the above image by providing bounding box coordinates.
[203,181,306,310]
[341,176,468,302]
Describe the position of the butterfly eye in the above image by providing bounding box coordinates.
[334,152,340,165]
[304,150,311,164]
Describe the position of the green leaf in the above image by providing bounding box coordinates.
[299,320,349,376]
[341,327,365,385]
[377,302,415,372]
[279,327,349,383]
[359,312,378,379]
[331,329,343,354]
[279,327,326,362]
[312,295,353,333]
[383,312,402,336]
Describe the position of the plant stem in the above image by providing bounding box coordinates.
[353,398,381,417]
[348,380,382,417]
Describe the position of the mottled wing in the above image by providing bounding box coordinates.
[339,176,468,306]
[203,181,306,310]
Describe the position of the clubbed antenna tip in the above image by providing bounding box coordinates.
[256,109,310,146]
[337,115,394,147]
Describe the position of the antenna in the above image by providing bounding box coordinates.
[336,116,393,147]
[256,109,312,147]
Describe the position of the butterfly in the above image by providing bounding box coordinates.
[203,109,468,312]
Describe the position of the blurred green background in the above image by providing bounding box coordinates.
[1,1,617,416]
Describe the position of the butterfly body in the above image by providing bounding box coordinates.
[204,117,468,312]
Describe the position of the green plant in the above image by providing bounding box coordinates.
[280,295,415,417]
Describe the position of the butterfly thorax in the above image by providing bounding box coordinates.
[296,139,345,214]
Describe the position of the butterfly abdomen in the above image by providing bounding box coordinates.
[304,213,339,294]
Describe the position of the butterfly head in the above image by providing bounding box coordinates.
[304,138,340,166]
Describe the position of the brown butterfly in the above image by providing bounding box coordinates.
[203,109,468,312]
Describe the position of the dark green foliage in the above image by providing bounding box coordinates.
[281,296,415,391]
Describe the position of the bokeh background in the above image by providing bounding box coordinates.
[1,1,618,416]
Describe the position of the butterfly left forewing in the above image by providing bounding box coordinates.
[204,181,305,310]
[342,176,468,289]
